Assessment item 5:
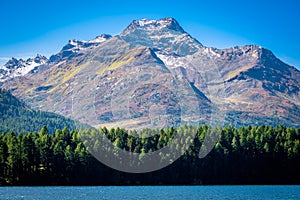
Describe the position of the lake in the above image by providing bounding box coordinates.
[1,186,300,200]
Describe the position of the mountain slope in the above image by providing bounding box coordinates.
[0,89,84,133]
[1,17,299,128]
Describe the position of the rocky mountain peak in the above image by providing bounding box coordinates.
[0,54,48,82]
[120,17,202,56]
[123,17,185,34]
[33,54,48,64]
[4,57,22,69]
[95,34,112,40]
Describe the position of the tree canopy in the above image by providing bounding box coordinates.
[0,124,299,185]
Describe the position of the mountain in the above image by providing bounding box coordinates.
[0,89,84,133]
[49,34,112,62]
[120,18,202,55]
[0,54,48,82]
[1,17,299,128]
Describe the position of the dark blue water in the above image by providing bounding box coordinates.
[0,186,300,200]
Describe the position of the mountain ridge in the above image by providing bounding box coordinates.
[0,54,48,82]
[1,17,299,128]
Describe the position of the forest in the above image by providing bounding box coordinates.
[0,89,88,134]
[0,125,300,185]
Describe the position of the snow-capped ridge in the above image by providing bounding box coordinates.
[90,34,112,43]
[0,55,48,82]
[67,34,112,47]
[120,17,203,56]
[136,17,183,31]
[121,17,185,36]
[50,34,112,62]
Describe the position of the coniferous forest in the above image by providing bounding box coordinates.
[0,125,300,185]
[0,89,86,134]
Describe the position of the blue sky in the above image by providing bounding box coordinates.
[0,0,299,69]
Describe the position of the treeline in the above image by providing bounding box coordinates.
[0,89,86,133]
[0,125,300,185]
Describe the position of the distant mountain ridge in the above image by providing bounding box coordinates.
[0,54,48,82]
[1,17,299,128]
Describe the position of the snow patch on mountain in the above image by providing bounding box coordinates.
[0,55,48,82]
[155,51,186,69]
[66,34,112,51]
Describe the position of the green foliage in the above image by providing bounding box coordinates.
[0,89,87,134]
[0,124,299,185]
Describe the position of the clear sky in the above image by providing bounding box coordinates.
[0,0,299,69]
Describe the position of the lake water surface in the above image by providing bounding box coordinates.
[1,185,300,200]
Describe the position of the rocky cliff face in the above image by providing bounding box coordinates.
[1,18,299,128]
